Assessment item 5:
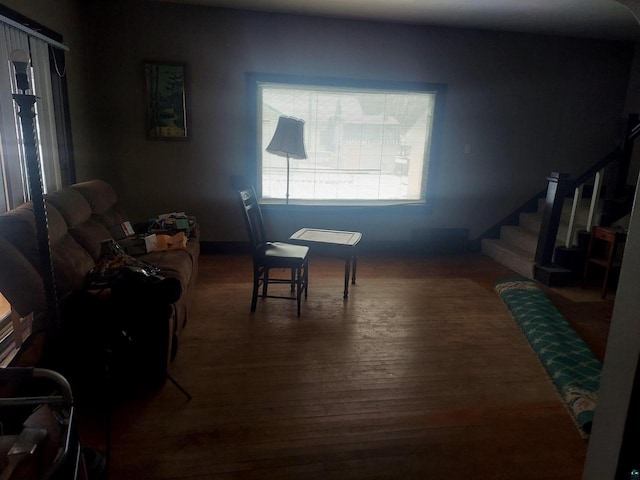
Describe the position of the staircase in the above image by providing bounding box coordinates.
[480,114,639,285]
[481,197,597,279]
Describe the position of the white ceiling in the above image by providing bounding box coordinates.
[151,0,640,41]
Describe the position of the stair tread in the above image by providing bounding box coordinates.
[481,238,536,278]
[500,226,538,254]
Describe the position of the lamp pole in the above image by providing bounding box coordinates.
[11,50,59,330]
[286,153,290,205]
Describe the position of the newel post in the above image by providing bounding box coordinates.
[535,172,571,267]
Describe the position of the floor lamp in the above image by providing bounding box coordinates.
[266,116,307,204]
[11,49,59,330]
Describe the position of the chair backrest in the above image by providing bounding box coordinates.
[237,186,268,257]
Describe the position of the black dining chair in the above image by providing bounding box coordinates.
[236,186,309,316]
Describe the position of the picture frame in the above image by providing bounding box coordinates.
[144,62,188,140]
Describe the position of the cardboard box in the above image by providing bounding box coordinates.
[156,231,187,251]
[118,234,157,256]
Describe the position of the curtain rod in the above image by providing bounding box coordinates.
[0,14,69,52]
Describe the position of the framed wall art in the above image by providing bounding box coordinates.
[144,62,188,140]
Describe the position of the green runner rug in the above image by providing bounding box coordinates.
[495,278,602,436]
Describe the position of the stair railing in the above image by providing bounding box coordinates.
[535,113,639,271]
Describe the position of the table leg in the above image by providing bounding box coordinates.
[351,255,358,284]
[344,256,351,299]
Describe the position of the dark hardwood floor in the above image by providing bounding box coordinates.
[77,252,613,479]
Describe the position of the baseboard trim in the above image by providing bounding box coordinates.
[200,242,248,255]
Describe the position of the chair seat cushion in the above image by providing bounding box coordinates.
[264,242,308,267]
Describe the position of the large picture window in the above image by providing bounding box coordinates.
[251,75,445,205]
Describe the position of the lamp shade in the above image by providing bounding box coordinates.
[266,116,307,159]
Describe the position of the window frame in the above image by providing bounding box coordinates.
[0,7,72,365]
[0,302,12,359]
[246,73,446,208]
[0,6,74,215]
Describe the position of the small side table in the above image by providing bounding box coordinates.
[582,226,627,299]
[289,228,362,298]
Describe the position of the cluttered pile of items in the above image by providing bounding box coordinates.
[110,212,196,256]
[83,212,197,290]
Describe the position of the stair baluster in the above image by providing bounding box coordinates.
[565,185,583,249]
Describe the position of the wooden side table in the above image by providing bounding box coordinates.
[289,228,362,298]
[582,226,627,299]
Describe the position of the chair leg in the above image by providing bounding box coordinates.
[251,271,260,312]
[296,266,302,317]
[251,263,307,315]
[304,260,309,299]
[263,269,269,297]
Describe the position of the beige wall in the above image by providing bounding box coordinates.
[4,0,636,246]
